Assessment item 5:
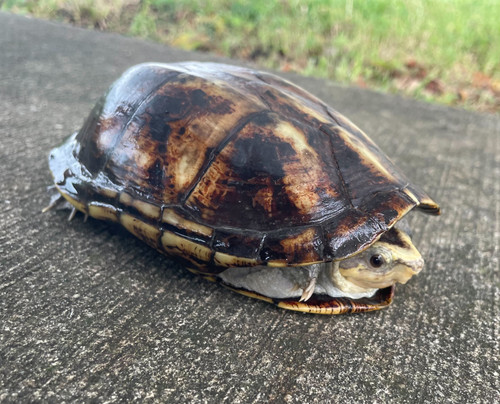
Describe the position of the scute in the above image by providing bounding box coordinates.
[49,62,440,273]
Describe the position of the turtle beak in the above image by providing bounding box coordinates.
[382,227,425,284]
[393,256,424,284]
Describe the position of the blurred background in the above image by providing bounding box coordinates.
[2,0,499,113]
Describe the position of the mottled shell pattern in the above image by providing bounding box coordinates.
[48,62,439,313]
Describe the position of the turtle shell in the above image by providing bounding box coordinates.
[48,62,440,313]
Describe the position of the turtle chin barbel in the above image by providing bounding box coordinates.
[46,62,439,314]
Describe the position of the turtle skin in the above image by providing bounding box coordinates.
[48,62,440,314]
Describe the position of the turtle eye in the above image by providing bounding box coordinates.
[369,254,385,268]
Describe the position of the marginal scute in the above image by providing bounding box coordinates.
[161,231,212,265]
[96,187,118,200]
[402,188,420,204]
[323,210,382,259]
[120,213,161,247]
[118,192,133,205]
[266,260,291,267]
[404,186,441,214]
[213,252,259,268]
[212,229,262,259]
[358,189,414,227]
[259,225,325,264]
[161,208,213,237]
[88,202,118,222]
[278,227,324,264]
[119,192,161,220]
[56,187,86,213]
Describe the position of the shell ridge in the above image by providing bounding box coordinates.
[252,71,326,106]
[249,73,282,110]
[321,126,356,211]
[324,106,342,127]
[172,62,272,110]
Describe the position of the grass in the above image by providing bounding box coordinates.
[3,0,500,113]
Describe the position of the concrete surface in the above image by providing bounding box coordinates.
[1,12,499,403]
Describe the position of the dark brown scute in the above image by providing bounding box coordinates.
[260,226,324,264]
[185,112,322,229]
[75,65,184,176]
[322,210,381,259]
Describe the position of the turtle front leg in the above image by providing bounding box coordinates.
[299,264,321,302]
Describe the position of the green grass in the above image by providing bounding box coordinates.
[3,0,500,112]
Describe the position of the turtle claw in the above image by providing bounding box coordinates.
[299,276,317,302]
[43,186,74,213]
[68,207,77,221]
[43,186,85,222]
[299,264,321,302]
[42,192,65,213]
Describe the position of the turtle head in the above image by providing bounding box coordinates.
[333,227,424,292]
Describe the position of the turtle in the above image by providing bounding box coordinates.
[45,62,440,314]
